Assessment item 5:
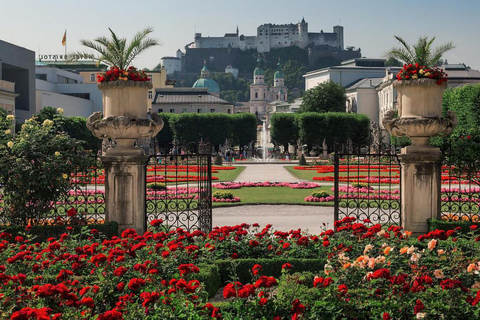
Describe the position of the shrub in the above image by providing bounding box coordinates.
[0,113,93,225]
[311,191,330,198]
[212,191,235,200]
[351,182,371,189]
[146,182,167,190]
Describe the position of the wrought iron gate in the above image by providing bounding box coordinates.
[333,129,402,227]
[145,142,212,233]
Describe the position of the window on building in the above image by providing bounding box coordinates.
[35,74,47,81]
[210,109,215,113]
[170,109,175,113]
[182,109,187,113]
[255,92,258,98]
[227,109,231,114]
[90,74,96,82]
[197,109,202,113]
[158,109,163,113]
[65,93,90,100]
[148,90,153,100]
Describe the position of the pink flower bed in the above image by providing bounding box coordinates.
[213,182,321,189]
[305,195,335,202]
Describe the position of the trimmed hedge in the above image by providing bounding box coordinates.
[0,222,118,243]
[215,258,325,285]
[197,264,221,299]
[428,218,479,234]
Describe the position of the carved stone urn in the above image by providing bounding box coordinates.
[395,78,446,118]
[383,79,456,152]
[86,80,163,155]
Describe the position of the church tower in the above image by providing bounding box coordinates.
[249,56,269,114]
[272,59,287,101]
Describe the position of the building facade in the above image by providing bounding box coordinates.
[249,58,287,115]
[35,65,101,117]
[151,88,233,114]
[0,40,36,123]
[190,19,344,53]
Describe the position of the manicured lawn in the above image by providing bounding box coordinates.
[284,165,318,181]
[214,165,245,182]
[212,186,334,207]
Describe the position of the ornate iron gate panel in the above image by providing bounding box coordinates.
[145,142,212,233]
[334,130,402,227]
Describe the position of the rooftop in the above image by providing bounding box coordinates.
[153,88,231,105]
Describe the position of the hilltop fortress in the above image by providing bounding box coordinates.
[188,18,343,53]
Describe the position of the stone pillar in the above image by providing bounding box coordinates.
[383,79,456,234]
[86,81,163,235]
[398,150,443,233]
[102,154,149,234]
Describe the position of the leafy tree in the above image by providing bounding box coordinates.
[153,63,162,71]
[0,113,93,225]
[283,60,307,91]
[36,107,100,151]
[300,82,346,113]
[75,27,159,69]
[432,84,480,186]
[270,113,299,152]
[386,36,454,67]
[210,73,250,103]
[155,113,176,152]
[231,113,257,147]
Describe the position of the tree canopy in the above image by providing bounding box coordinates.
[300,82,346,113]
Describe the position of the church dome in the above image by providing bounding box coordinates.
[192,78,220,93]
[254,67,264,76]
[274,60,285,79]
[274,69,284,79]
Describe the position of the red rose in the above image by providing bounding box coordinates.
[67,208,77,217]
[383,312,391,320]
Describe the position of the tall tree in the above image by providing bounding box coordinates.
[75,27,159,69]
[300,82,346,113]
[386,36,454,67]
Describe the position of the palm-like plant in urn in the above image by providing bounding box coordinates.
[78,27,163,155]
[383,36,457,151]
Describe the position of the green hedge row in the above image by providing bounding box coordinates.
[156,113,257,151]
[428,218,479,234]
[270,112,370,152]
[215,258,325,285]
[0,222,118,243]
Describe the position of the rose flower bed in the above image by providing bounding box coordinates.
[1,218,480,318]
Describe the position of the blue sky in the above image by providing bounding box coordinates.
[1,0,478,70]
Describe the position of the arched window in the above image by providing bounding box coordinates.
[255,92,258,99]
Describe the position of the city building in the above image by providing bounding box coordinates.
[303,58,396,90]
[0,40,36,123]
[192,62,220,96]
[249,58,287,115]
[40,60,172,110]
[35,64,101,117]
[189,19,343,53]
[151,88,233,114]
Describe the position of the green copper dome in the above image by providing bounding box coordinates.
[254,67,264,76]
[274,60,284,79]
[192,78,220,93]
[274,69,285,79]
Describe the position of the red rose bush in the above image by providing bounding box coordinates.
[1,218,480,318]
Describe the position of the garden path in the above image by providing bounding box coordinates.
[212,164,334,234]
[232,164,304,183]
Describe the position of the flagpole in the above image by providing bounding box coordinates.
[64,29,67,60]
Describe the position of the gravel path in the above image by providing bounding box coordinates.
[212,164,334,234]
[233,164,305,183]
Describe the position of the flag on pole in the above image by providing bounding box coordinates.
[62,31,66,46]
